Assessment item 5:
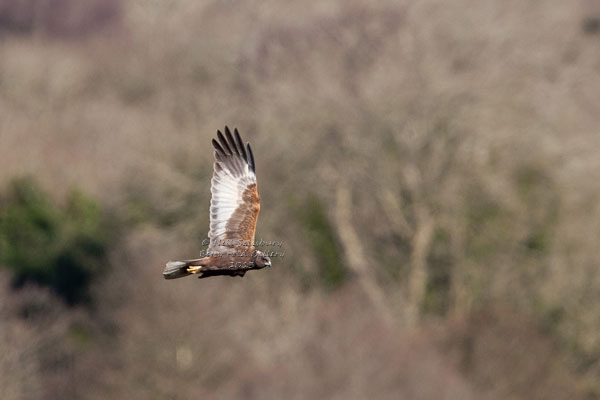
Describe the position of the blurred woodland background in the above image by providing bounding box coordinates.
[0,0,599,399]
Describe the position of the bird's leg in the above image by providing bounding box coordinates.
[187,266,202,274]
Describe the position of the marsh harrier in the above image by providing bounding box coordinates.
[163,127,271,279]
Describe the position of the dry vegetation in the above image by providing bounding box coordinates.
[1,0,599,399]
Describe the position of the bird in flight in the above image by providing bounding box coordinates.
[163,127,271,280]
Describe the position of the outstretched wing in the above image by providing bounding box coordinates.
[208,127,260,251]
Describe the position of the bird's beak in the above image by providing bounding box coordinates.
[265,262,271,268]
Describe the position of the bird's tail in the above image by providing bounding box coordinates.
[163,258,206,280]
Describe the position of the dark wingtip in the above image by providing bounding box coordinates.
[214,126,255,173]
[247,143,255,173]
[212,138,224,153]
[212,139,228,162]
[224,126,238,155]
[234,128,248,162]
[217,130,232,155]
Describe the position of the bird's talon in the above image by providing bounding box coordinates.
[187,266,202,274]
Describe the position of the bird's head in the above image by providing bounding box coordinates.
[254,251,272,268]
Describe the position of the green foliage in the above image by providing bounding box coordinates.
[465,191,511,262]
[68,322,95,348]
[298,195,347,289]
[515,165,548,198]
[122,171,209,230]
[515,164,559,257]
[423,228,453,315]
[0,177,114,305]
[523,230,548,253]
[533,300,566,336]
